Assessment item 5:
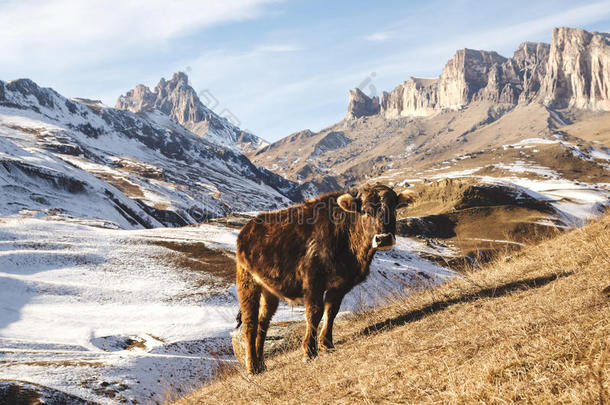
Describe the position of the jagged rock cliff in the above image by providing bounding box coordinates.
[437,49,509,108]
[345,88,380,119]
[347,27,609,119]
[541,27,610,110]
[513,42,550,103]
[116,72,267,153]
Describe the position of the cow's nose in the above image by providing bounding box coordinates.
[372,233,395,250]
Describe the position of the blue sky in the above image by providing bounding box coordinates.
[1,0,610,142]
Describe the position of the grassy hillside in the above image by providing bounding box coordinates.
[173,215,610,404]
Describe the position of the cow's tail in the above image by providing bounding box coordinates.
[235,309,242,329]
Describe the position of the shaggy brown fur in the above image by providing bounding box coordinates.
[235,184,414,374]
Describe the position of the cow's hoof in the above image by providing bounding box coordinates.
[247,367,263,375]
[319,345,335,353]
[302,349,318,362]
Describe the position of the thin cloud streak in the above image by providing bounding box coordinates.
[364,32,391,41]
[0,0,285,66]
[257,44,300,52]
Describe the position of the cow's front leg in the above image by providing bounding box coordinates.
[302,281,324,361]
[318,286,350,352]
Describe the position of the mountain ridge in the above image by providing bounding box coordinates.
[347,27,609,120]
[0,76,304,228]
[250,27,610,191]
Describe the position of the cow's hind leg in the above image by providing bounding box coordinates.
[236,264,262,374]
[256,289,279,371]
[302,278,325,361]
[318,286,350,352]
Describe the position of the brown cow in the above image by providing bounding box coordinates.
[235,184,415,374]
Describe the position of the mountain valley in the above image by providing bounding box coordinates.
[1,25,609,404]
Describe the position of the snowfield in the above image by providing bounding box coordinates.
[0,215,456,404]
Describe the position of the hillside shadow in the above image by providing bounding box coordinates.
[0,229,107,331]
[358,272,573,337]
[0,277,36,332]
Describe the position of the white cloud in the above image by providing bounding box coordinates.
[0,0,284,67]
[257,44,300,52]
[364,32,391,41]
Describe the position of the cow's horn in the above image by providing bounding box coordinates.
[337,193,358,213]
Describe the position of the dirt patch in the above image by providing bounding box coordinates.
[2,124,45,137]
[560,109,610,146]
[147,240,236,286]
[153,202,170,210]
[0,380,91,405]
[95,173,145,199]
[206,213,256,229]
[115,159,165,181]
[0,359,104,368]
[0,382,40,405]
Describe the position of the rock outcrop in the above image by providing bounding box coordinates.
[437,49,509,108]
[345,88,380,119]
[346,27,609,119]
[540,27,610,110]
[513,42,550,103]
[380,78,438,118]
[116,72,267,153]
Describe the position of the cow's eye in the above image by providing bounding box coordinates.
[363,204,376,216]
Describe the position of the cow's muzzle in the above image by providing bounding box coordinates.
[372,233,395,250]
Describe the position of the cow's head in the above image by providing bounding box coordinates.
[337,184,416,250]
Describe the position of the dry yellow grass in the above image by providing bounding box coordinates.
[174,214,610,405]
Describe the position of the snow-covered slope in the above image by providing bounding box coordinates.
[0,216,455,404]
[0,78,301,228]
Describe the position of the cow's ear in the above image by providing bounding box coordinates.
[337,193,359,213]
[397,190,416,207]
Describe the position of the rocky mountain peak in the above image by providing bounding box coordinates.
[116,72,205,124]
[513,41,550,60]
[116,72,267,153]
[171,71,189,84]
[115,84,155,113]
